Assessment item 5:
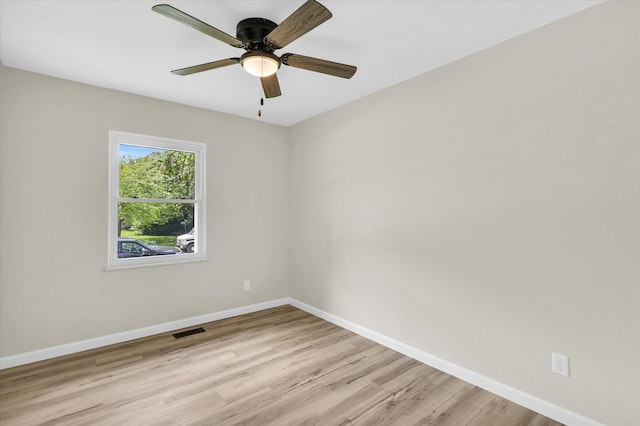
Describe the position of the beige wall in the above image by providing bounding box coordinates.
[0,66,290,355]
[289,2,639,425]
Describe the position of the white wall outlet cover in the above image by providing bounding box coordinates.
[551,352,569,377]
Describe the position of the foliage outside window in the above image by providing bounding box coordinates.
[107,131,206,269]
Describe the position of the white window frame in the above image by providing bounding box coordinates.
[107,130,206,270]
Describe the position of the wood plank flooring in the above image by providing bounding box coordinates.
[0,305,563,425]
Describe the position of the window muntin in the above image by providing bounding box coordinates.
[107,131,206,270]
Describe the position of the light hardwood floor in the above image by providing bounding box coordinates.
[0,305,563,425]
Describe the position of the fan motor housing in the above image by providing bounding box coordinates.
[236,18,277,48]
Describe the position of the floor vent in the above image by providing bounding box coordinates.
[173,327,206,339]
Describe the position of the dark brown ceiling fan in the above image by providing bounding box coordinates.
[152,0,357,98]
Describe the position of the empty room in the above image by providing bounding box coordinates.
[0,1,638,425]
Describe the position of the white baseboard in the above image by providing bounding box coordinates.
[288,298,603,426]
[0,298,289,370]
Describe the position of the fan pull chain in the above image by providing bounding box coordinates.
[258,96,264,118]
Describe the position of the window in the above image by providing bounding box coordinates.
[107,131,206,270]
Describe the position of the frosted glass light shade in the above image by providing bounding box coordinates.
[241,53,280,77]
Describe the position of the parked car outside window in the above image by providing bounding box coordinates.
[176,228,195,253]
[118,237,180,258]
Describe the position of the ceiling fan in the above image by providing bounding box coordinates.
[152,0,357,99]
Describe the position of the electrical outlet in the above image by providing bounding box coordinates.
[551,352,569,377]
[243,280,251,291]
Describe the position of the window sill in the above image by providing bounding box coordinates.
[104,254,207,271]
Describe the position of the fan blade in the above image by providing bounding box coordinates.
[281,54,356,79]
[264,0,332,49]
[171,58,240,76]
[152,4,244,48]
[261,74,282,98]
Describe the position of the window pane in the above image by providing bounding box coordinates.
[119,144,195,200]
[118,202,195,253]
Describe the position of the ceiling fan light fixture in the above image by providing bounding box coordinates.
[241,51,280,77]
[154,1,356,99]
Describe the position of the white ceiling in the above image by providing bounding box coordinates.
[0,0,602,126]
